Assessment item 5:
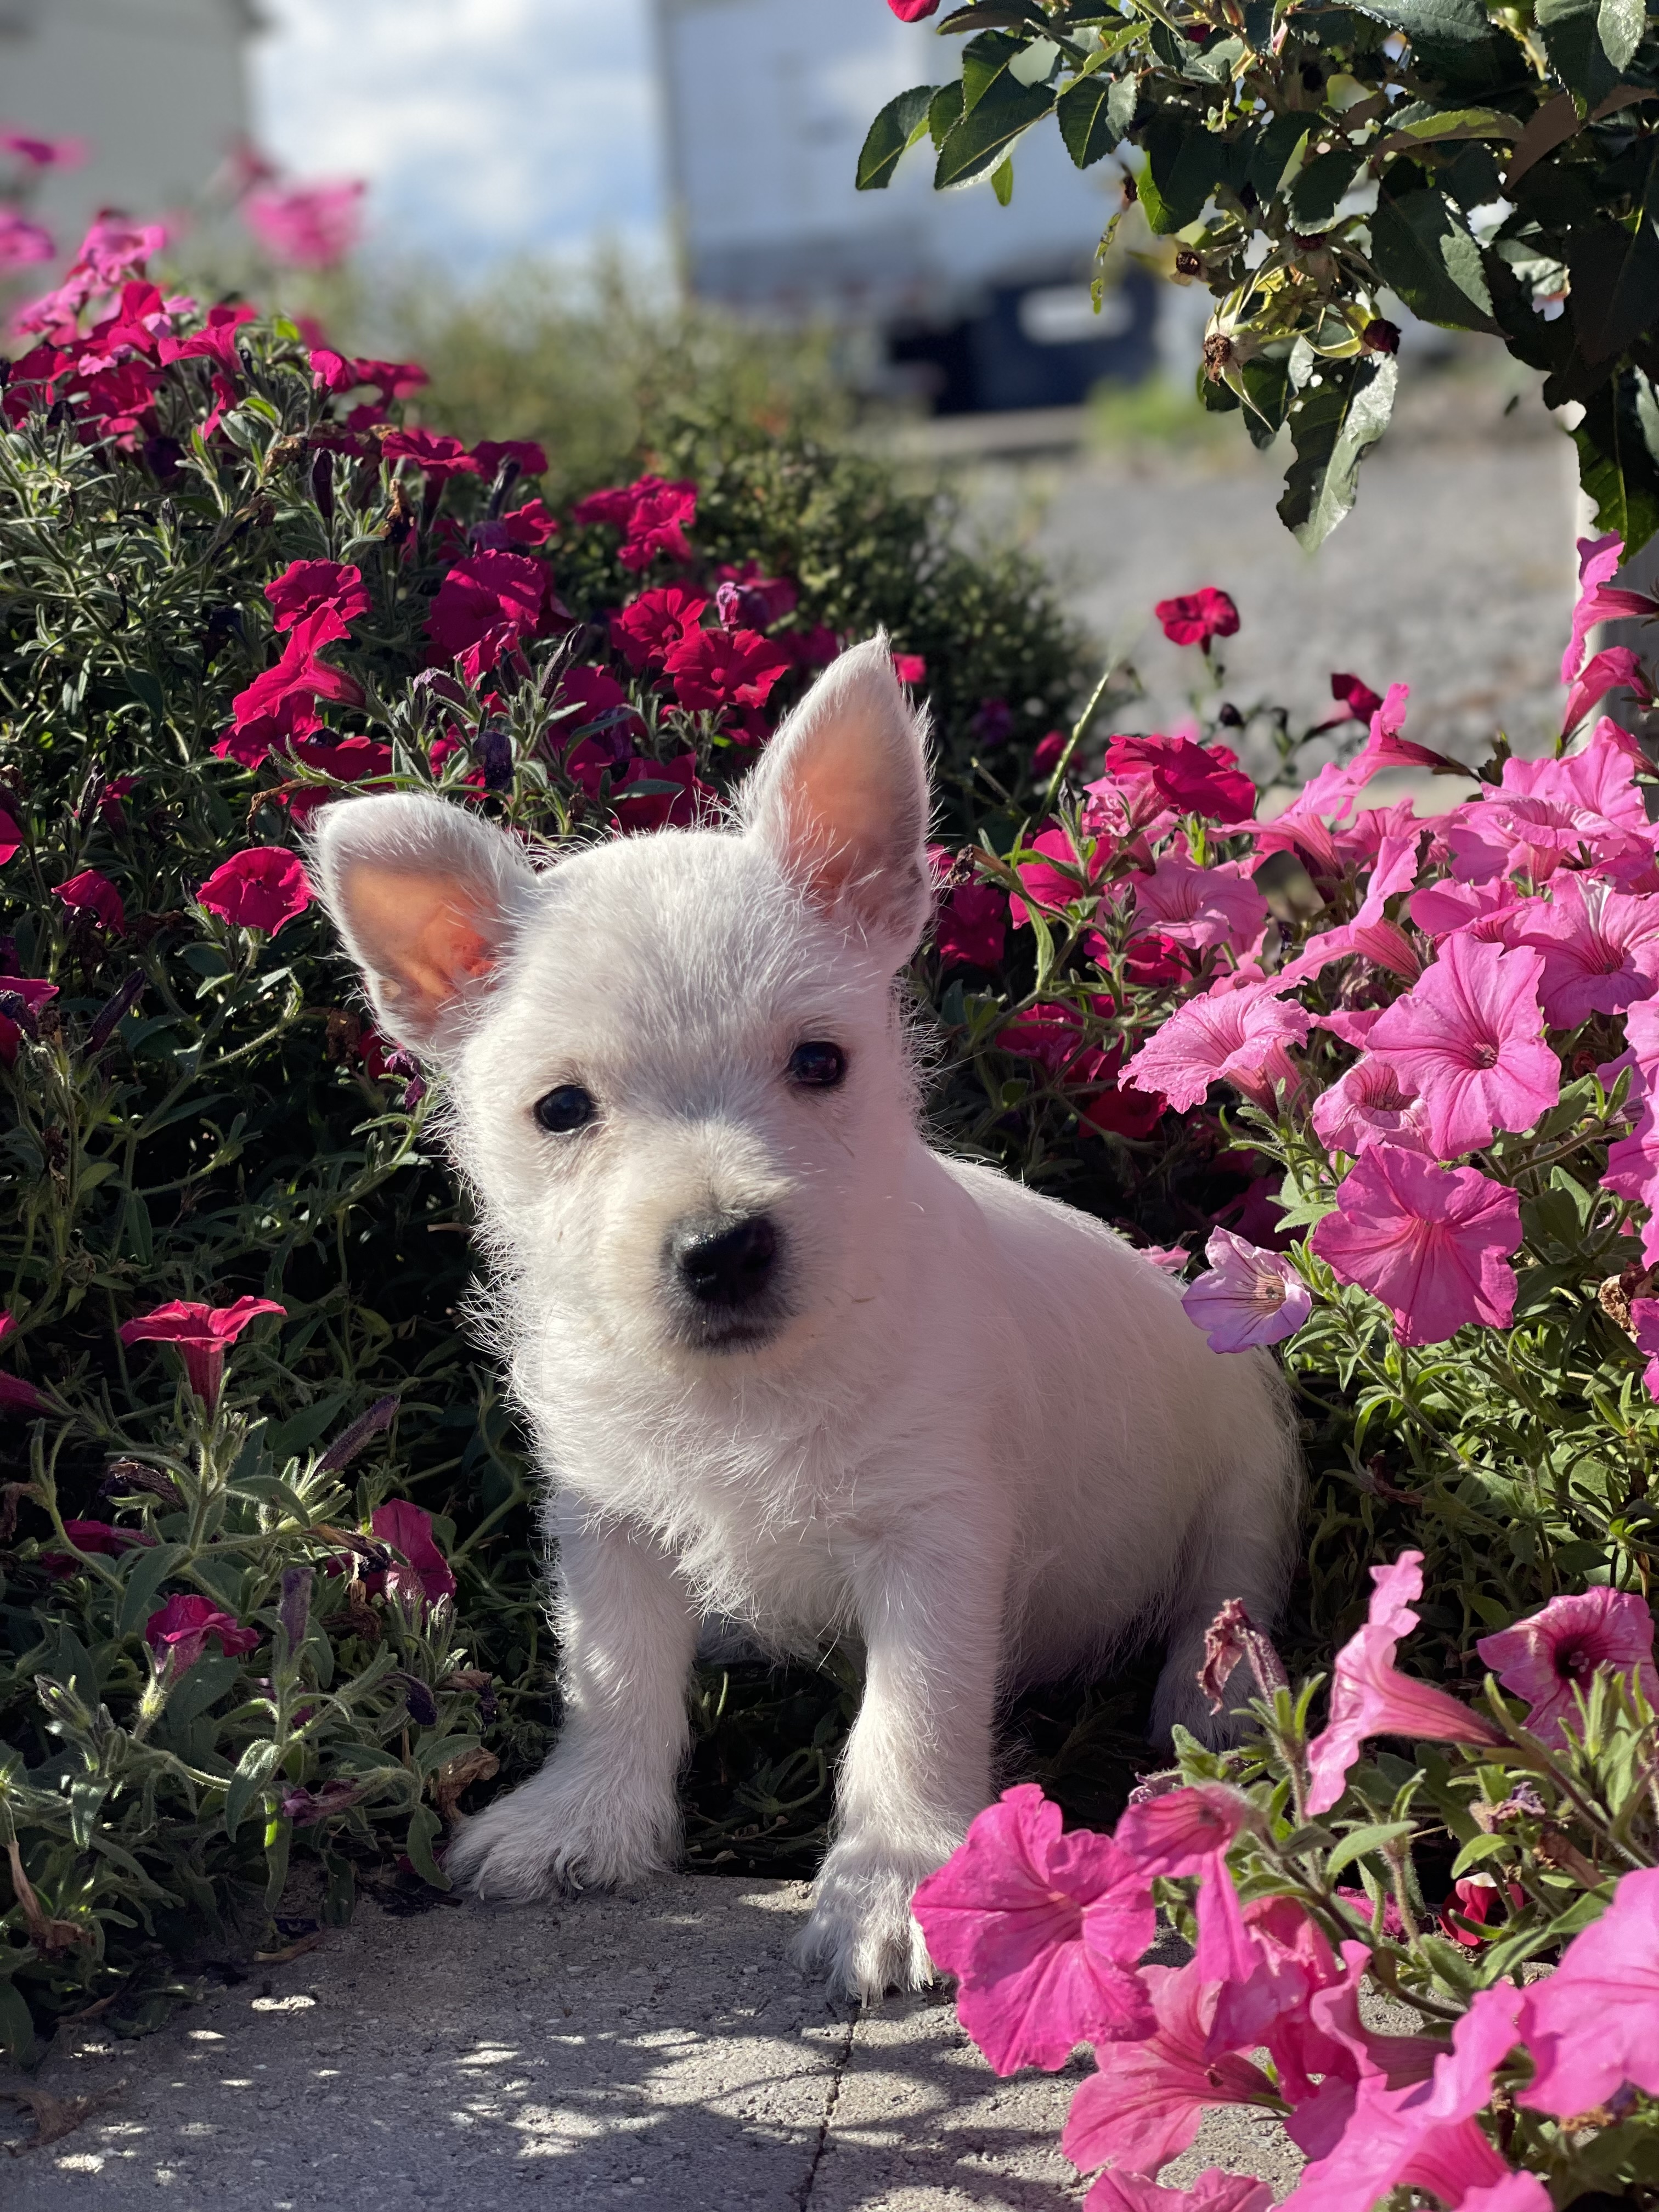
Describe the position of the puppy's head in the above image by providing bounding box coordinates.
[311,639,931,1372]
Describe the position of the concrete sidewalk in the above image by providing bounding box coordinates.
[0,1877,1296,2211]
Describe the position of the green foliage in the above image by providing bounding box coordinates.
[858,0,1659,552]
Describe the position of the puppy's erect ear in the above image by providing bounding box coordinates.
[309,793,538,1056]
[740,635,931,954]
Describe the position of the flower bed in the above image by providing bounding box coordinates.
[4,208,1659,2097]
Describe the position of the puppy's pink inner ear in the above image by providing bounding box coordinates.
[347,866,502,1023]
[783,746,895,905]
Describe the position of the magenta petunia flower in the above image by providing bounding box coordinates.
[0,212,55,274]
[1062,1962,1276,2179]
[1113,1781,1257,1984]
[1,128,87,170]
[119,1295,284,1406]
[1311,1146,1521,1346]
[242,179,365,269]
[887,0,941,15]
[1122,975,1308,1114]
[663,626,791,713]
[54,868,125,935]
[145,1592,259,1675]
[1364,933,1557,1159]
[1475,1587,1657,1745]
[0,1312,47,1415]
[891,651,927,685]
[911,1785,1155,2074]
[266,559,369,634]
[471,438,548,479]
[610,584,710,672]
[1155,588,1239,648]
[1182,1228,1311,1353]
[1086,2171,1271,2212]
[218,605,364,764]
[1304,1551,1500,1817]
[1103,733,1257,823]
[196,847,313,935]
[1561,533,1659,685]
[573,475,698,570]
[0,974,59,1067]
[1516,1866,1659,2119]
[382,426,481,484]
[1563,644,1651,734]
[426,551,550,681]
[934,876,1008,972]
[1514,873,1659,1030]
[158,301,257,377]
[365,1498,457,1607]
[1132,851,1267,955]
[1010,823,1108,924]
[1310,1056,1429,1158]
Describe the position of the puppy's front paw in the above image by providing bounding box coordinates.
[444,1763,677,1904]
[795,1840,938,2000]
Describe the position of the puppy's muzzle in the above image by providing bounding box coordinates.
[667,1214,787,1349]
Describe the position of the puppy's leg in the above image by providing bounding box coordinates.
[447,1511,696,1901]
[798,1516,1008,2000]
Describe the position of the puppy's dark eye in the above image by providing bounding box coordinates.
[533,1085,596,1134]
[788,1042,847,1090]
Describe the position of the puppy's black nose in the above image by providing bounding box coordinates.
[674,1216,778,1307]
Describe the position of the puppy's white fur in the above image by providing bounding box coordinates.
[311,639,1299,1999]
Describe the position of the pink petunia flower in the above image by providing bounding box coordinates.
[365,1498,457,1606]
[1634,1297,1659,1396]
[0,212,54,273]
[1122,975,1308,1114]
[1310,1056,1429,1158]
[196,847,313,934]
[610,584,710,672]
[1155,588,1239,648]
[53,868,125,934]
[1085,2172,1271,2212]
[1445,724,1655,888]
[1062,1963,1277,2180]
[1132,851,1267,955]
[892,652,927,685]
[157,301,257,377]
[1011,824,1108,924]
[242,179,365,269]
[119,1295,285,1406]
[145,1592,259,1675]
[911,1785,1155,2074]
[1277,830,1423,989]
[664,626,791,713]
[1182,1228,1311,1352]
[1114,1782,1257,1984]
[1409,876,1524,945]
[1514,872,1659,1029]
[1233,758,1367,881]
[266,560,369,634]
[1475,1587,1658,1745]
[1312,1146,1521,1346]
[0,975,59,1067]
[1,128,87,170]
[1515,1865,1659,2118]
[1304,1551,1500,1816]
[1346,682,1462,778]
[1563,533,1659,684]
[1364,934,1558,1159]
[1563,645,1651,734]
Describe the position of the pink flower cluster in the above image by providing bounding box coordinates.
[916,1559,1659,2212]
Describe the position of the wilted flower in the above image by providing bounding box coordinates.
[1475,1587,1658,1746]
[911,1785,1154,2074]
[280,1779,366,1825]
[1155,588,1239,648]
[145,1592,259,1674]
[119,1296,285,1406]
[196,847,313,934]
[1182,1228,1311,1353]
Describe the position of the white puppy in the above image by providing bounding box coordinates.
[312,639,1299,1997]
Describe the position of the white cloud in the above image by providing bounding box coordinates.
[249,0,665,270]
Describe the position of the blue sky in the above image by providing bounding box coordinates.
[251,0,667,271]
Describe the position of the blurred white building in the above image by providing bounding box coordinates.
[2,0,252,252]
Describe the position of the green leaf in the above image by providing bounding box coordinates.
[1141,116,1226,234]
[1291,148,1363,228]
[1325,1818,1417,1879]
[1348,0,1490,38]
[1056,71,1133,168]
[1278,353,1399,551]
[1573,364,1659,560]
[405,1803,452,1891]
[961,29,1025,114]
[0,1979,37,2067]
[1449,1831,1513,1876]
[122,667,166,721]
[928,81,965,150]
[1599,0,1645,70]
[1378,103,1523,148]
[856,86,936,191]
[1248,112,1307,201]
[1241,354,1294,448]
[225,1737,280,1840]
[116,1542,186,1639]
[935,74,1055,188]
[1567,159,1659,364]
[991,154,1014,204]
[1370,187,1500,331]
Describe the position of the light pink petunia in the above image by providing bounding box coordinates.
[911,1785,1154,2075]
[1514,873,1659,1029]
[1516,1866,1659,2118]
[243,179,365,269]
[1310,1056,1429,1157]
[1229,758,1364,880]
[1475,1587,1658,1745]
[1086,2170,1271,2212]
[1281,2073,1514,2212]
[1562,533,1659,685]
[1444,726,1655,887]
[1346,681,1461,778]
[1062,1963,1277,2180]
[1122,975,1307,1114]
[1409,875,1525,945]
[1364,934,1558,1159]
[1311,1147,1521,1346]
[1303,1551,1500,1816]
[1563,645,1651,734]
[1635,1297,1659,1396]
[1132,851,1267,954]
[119,1296,285,1407]
[1277,830,1423,988]
[1182,1228,1311,1353]
[1285,1937,1446,2158]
